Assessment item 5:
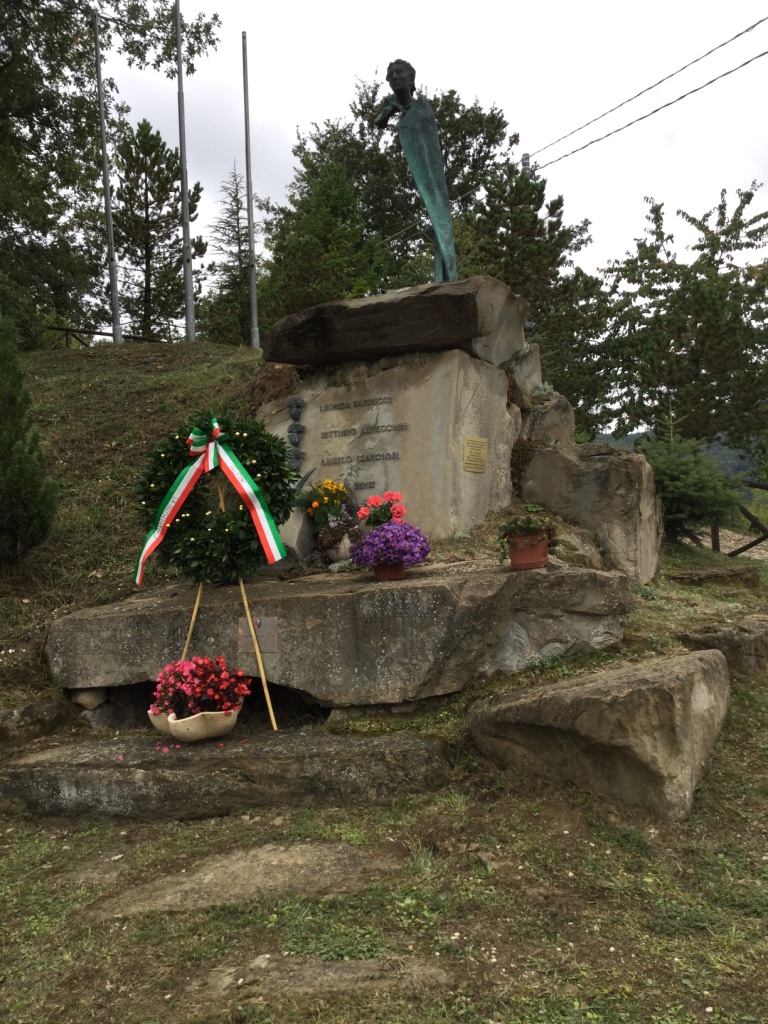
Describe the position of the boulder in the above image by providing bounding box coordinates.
[259,348,519,543]
[668,566,761,590]
[468,650,731,821]
[44,562,633,706]
[264,276,527,367]
[68,687,107,710]
[504,342,542,391]
[0,731,451,819]
[520,392,575,446]
[679,614,768,673]
[0,701,65,746]
[520,443,663,583]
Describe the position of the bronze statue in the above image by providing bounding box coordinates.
[375,59,458,283]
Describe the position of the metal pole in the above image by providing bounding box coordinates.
[175,0,196,341]
[93,12,122,344]
[242,31,260,349]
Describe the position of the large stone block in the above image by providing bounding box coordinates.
[264,276,527,367]
[45,562,633,706]
[259,349,519,542]
[520,392,575,446]
[468,650,731,821]
[0,732,451,819]
[679,614,768,674]
[520,444,663,583]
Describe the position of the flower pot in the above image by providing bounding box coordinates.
[326,534,353,562]
[506,532,549,570]
[373,562,405,581]
[167,704,242,743]
[148,710,173,736]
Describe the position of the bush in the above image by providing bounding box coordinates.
[637,434,742,540]
[0,317,57,564]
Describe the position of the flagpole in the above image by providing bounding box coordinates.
[242,31,260,350]
[176,0,196,341]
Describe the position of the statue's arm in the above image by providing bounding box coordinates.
[374,97,398,129]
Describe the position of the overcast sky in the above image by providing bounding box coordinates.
[109,0,768,277]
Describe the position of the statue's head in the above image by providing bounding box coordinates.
[386,59,416,95]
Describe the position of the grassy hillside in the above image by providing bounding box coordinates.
[0,343,295,704]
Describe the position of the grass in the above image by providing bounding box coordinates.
[2,345,768,1021]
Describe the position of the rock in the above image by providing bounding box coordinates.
[520,392,575,447]
[0,731,451,819]
[207,955,451,1001]
[68,687,107,710]
[264,276,527,367]
[468,650,731,821]
[520,443,663,583]
[45,562,633,705]
[553,524,604,571]
[679,614,768,673]
[0,702,65,746]
[259,349,519,543]
[95,842,401,919]
[504,342,542,390]
[668,566,761,590]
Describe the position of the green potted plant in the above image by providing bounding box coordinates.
[498,511,558,570]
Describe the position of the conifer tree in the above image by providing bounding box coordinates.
[0,318,57,564]
[112,119,206,339]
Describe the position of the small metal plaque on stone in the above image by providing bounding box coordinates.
[463,436,488,474]
[238,616,279,654]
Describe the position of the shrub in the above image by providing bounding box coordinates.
[0,316,57,564]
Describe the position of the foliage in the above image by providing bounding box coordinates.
[136,411,296,583]
[355,489,407,527]
[637,433,742,540]
[197,166,257,346]
[0,1,218,347]
[112,119,206,340]
[294,478,359,549]
[0,317,57,564]
[350,520,430,568]
[602,187,768,454]
[149,655,250,719]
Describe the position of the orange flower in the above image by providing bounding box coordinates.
[311,500,320,508]
[383,490,403,502]
[367,495,383,507]
[357,506,371,520]
[391,502,406,520]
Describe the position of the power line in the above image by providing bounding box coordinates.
[538,47,768,170]
[529,14,768,159]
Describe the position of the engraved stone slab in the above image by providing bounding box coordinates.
[259,348,519,543]
[264,276,526,367]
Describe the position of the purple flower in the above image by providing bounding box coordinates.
[350,520,430,568]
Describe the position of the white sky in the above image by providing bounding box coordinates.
[109,0,768,277]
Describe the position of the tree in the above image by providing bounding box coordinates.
[0,317,57,563]
[198,167,255,346]
[601,187,768,455]
[112,119,206,340]
[0,1,218,347]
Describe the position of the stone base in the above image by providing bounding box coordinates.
[45,561,634,706]
[0,732,451,819]
[260,348,519,543]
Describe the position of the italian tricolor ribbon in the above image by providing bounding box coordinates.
[134,418,287,585]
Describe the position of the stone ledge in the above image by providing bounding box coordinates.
[0,731,451,819]
[45,561,634,706]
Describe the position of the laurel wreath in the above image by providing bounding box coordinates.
[136,410,297,584]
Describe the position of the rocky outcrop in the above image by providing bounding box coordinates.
[520,393,575,447]
[0,731,451,819]
[0,702,65,746]
[520,443,663,583]
[468,650,730,821]
[679,614,768,673]
[264,276,527,367]
[45,562,633,706]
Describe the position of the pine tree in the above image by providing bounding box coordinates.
[112,119,206,340]
[0,318,57,564]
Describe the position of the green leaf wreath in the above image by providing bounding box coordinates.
[136,410,297,584]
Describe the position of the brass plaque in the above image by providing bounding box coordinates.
[238,616,279,654]
[463,436,488,474]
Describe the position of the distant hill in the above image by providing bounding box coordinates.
[594,433,758,479]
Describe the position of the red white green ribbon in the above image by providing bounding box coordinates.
[134,418,287,585]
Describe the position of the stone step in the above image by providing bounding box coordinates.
[0,731,450,820]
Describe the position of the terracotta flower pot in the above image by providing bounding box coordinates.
[148,710,173,735]
[506,532,549,570]
[373,562,405,581]
[166,704,242,743]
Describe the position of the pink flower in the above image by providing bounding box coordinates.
[217,742,225,748]
[116,754,124,762]
[391,502,406,520]
[367,495,383,507]
[162,747,169,754]
[357,506,370,520]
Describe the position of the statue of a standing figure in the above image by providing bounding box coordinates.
[374,59,458,283]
